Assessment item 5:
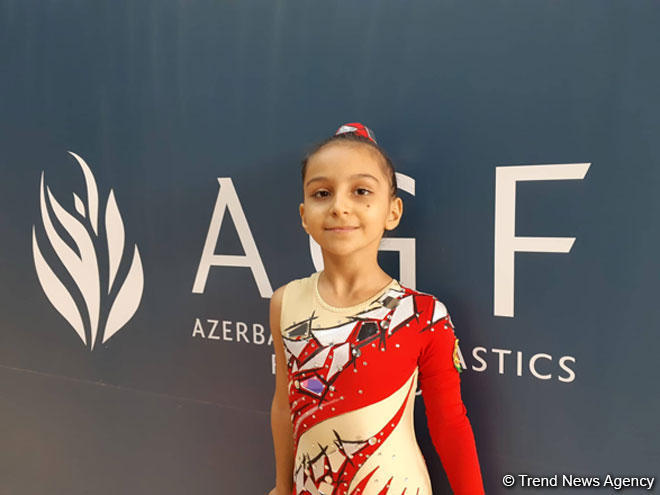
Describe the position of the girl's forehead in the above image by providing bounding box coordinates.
[306,142,386,180]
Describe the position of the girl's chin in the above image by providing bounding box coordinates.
[319,241,378,257]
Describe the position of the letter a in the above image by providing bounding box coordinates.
[192,178,272,297]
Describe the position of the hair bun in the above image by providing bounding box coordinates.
[334,122,378,144]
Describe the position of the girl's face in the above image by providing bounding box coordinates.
[299,142,403,257]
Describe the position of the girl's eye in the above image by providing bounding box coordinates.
[311,188,371,198]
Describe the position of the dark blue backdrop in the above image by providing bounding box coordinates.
[1,1,658,494]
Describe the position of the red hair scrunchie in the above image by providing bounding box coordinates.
[334,122,378,144]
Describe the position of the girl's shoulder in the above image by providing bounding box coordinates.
[280,271,317,294]
[277,271,318,309]
[396,282,443,303]
[271,272,315,307]
[395,283,450,320]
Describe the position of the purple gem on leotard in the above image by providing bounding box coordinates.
[300,377,325,396]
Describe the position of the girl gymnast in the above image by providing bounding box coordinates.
[268,123,484,495]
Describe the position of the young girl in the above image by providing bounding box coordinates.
[268,123,485,495]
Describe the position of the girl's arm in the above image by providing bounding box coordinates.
[268,285,295,495]
[418,297,485,495]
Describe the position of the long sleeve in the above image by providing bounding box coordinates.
[417,298,485,495]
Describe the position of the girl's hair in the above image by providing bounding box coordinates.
[300,133,398,198]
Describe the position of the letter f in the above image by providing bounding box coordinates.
[494,163,591,317]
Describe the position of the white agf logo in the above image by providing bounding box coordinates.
[32,151,144,350]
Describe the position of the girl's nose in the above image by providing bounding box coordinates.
[329,193,350,215]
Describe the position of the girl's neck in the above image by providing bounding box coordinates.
[317,254,393,307]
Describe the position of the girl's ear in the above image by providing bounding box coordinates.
[385,196,403,231]
[299,203,308,232]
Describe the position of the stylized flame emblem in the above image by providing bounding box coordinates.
[32,151,144,350]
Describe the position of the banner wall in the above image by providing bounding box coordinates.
[1,1,658,493]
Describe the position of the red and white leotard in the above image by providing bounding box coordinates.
[280,271,484,495]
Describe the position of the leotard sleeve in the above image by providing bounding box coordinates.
[417,297,485,495]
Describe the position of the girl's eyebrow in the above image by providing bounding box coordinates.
[305,173,380,187]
